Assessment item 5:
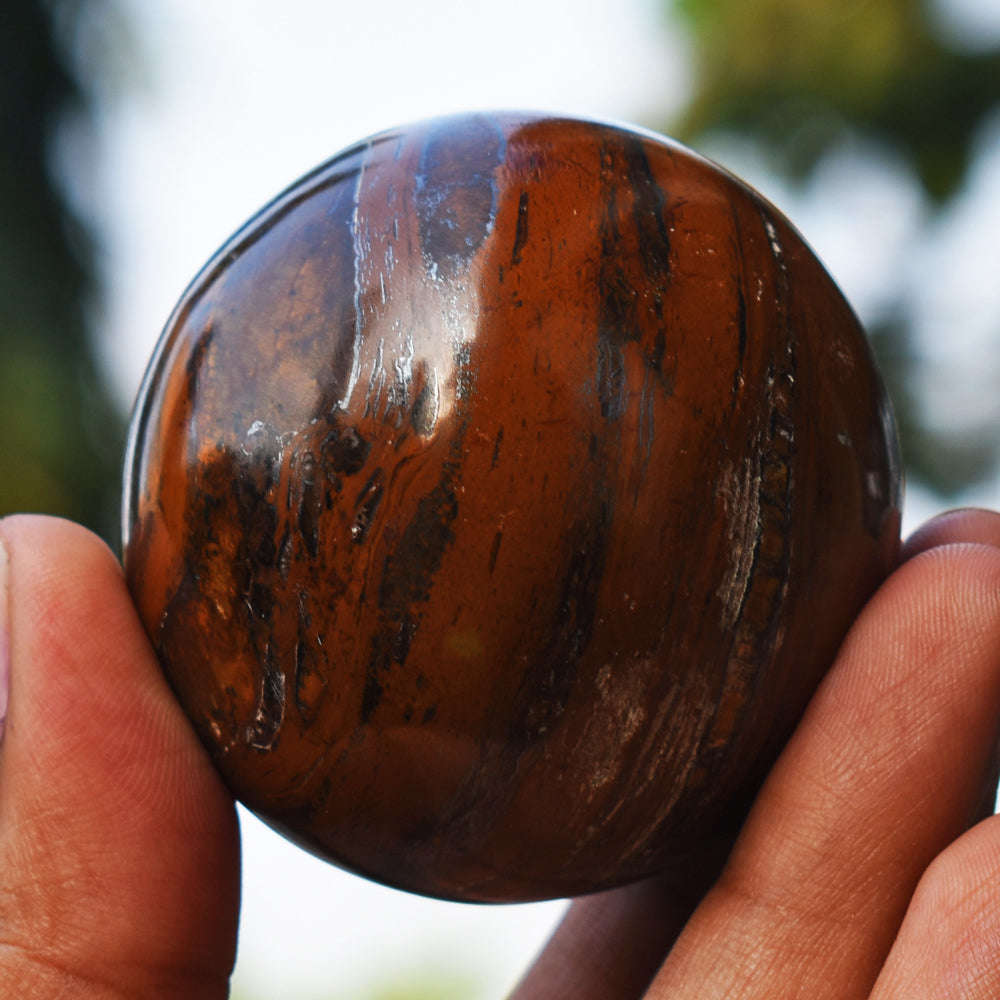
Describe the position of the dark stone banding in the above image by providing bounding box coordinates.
[378,471,459,612]
[294,450,322,558]
[491,426,504,469]
[488,530,503,574]
[232,463,278,568]
[736,283,748,365]
[646,329,666,372]
[729,202,750,398]
[322,424,370,476]
[360,430,466,722]
[508,489,613,750]
[248,580,275,623]
[622,136,672,289]
[593,136,673,422]
[511,190,529,266]
[596,333,627,421]
[360,673,383,725]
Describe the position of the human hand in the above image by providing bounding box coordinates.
[1,509,999,998]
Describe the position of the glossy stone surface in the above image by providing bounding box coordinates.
[123,113,902,902]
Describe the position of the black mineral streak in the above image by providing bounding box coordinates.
[511,190,530,266]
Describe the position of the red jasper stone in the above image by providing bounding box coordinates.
[122,112,901,902]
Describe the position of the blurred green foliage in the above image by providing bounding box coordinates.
[673,0,1000,200]
[0,0,126,543]
[668,0,1000,495]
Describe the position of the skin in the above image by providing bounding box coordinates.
[0,509,999,998]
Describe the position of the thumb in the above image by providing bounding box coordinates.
[0,515,240,998]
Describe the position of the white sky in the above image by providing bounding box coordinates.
[76,0,999,994]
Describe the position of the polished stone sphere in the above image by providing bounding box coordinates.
[122,112,901,902]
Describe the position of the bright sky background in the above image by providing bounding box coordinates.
[73,0,1000,995]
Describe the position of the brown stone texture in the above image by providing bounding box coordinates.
[123,113,902,902]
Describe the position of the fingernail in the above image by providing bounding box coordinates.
[0,536,8,742]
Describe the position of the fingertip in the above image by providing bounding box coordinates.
[0,515,155,758]
[0,514,241,994]
[0,516,127,752]
[902,507,1000,561]
[0,513,124,630]
[827,540,1000,735]
[0,515,131,695]
[0,511,119,561]
[887,540,1000,647]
